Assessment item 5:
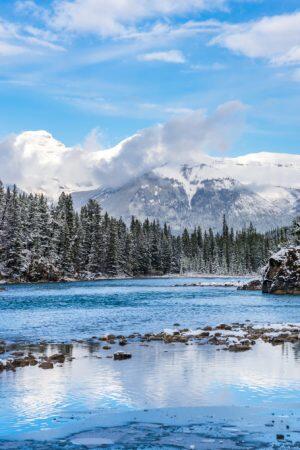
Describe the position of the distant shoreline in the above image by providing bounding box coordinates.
[0,273,254,287]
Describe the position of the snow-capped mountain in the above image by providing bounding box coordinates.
[73,152,300,232]
[1,130,299,232]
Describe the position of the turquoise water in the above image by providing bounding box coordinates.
[1,277,300,448]
[0,277,300,343]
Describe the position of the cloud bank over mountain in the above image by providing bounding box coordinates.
[0,101,245,197]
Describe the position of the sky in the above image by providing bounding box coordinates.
[0,0,300,158]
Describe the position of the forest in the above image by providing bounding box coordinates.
[0,182,290,282]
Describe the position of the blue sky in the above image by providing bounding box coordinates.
[0,0,300,155]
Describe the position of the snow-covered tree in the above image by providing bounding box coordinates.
[0,179,294,281]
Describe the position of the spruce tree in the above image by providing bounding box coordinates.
[292,217,300,245]
[106,220,119,276]
[0,178,296,281]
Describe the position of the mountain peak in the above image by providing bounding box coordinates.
[73,150,300,232]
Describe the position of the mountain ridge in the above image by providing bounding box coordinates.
[3,130,300,232]
[72,151,300,232]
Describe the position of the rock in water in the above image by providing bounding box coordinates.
[262,246,300,295]
[238,279,262,291]
[113,352,132,360]
[49,354,65,363]
[39,361,54,370]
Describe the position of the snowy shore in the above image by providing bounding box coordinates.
[2,321,300,370]
[0,273,253,286]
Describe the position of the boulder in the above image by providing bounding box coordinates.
[106,334,116,340]
[262,247,300,295]
[238,279,262,291]
[39,361,54,369]
[49,354,65,363]
[113,352,132,360]
[216,324,232,330]
[228,343,251,352]
[11,351,25,357]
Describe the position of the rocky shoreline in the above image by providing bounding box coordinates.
[174,281,242,287]
[239,246,300,295]
[262,246,300,295]
[1,321,300,374]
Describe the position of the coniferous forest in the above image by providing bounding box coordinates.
[0,182,290,282]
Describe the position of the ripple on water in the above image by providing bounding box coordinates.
[0,341,300,440]
[0,277,300,342]
[1,277,300,447]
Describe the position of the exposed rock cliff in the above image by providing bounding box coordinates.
[262,247,300,295]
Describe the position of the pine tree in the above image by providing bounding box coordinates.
[161,226,172,274]
[87,200,104,274]
[106,220,119,276]
[292,217,300,245]
[4,186,26,279]
[0,179,296,281]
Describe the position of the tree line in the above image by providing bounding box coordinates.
[0,182,291,282]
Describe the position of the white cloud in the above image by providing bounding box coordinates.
[189,62,226,71]
[273,46,300,66]
[0,101,246,196]
[139,50,186,63]
[212,11,300,66]
[0,17,64,60]
[65,21,222,67]
[79,100,246,189]
[0,19,27,56]
[50,0,227,37]
[0,130,116,198]
[0,41,26,56]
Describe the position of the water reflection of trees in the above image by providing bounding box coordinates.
[291,341,300,361]
[279,341,300,363]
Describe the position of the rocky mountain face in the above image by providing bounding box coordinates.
[73,153,300,232]
[3,130,299,233]
[262,247,300,295]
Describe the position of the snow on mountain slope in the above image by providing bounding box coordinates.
[1,130,299,232]
[218,152,300,189]
[72,177,298,233]
[73,152,300,232]
[155,152,300,192]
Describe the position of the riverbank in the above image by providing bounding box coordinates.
[1,322,294,369]
[0,273,254,286]
[1,321,300,372]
